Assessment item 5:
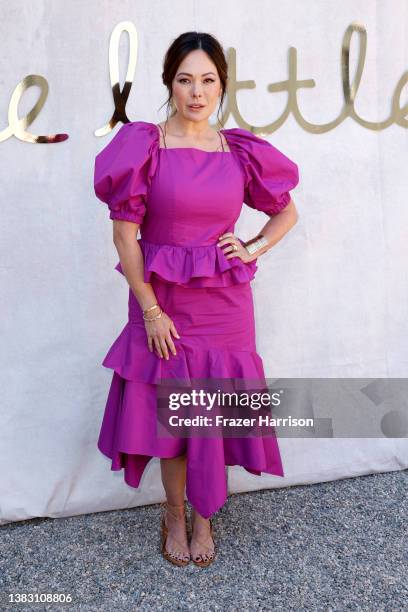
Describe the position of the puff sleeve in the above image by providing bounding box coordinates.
[94,121,158,224]
[224,128,299,216]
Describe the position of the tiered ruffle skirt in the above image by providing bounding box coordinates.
[98,271,284,518]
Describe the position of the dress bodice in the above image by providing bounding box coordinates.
[94,121,299,287]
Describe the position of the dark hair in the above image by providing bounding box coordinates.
[159,31,228,127]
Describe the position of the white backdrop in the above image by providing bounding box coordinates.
[1,0,407,524]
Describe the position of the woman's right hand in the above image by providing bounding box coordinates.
[144,310,180,359]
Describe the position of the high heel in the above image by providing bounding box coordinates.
[190,507,216,567]
[160,501,190,567]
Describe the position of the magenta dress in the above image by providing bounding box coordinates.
[94,121,299,518]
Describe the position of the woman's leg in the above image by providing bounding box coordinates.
[190,507,215,563]
[160,454,190,561]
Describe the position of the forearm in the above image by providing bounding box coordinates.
[113,235,158,311]
[245,200,298,258]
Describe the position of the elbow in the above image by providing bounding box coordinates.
[288,197,299,225]
[278,197,298,226]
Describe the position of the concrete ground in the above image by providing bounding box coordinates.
[1,469,407,611]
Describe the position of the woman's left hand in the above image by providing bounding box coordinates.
[217,233,257,263]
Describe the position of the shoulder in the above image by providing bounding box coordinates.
[105,120,159,148]
[221,127,299,198]
[222,127,298,174]
[94,121,159,215]
[95,121,160,167]
[118,120,159,136]
[221,127,284,157]
[221,126,265,142]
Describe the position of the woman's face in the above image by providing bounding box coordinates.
[171,49,223,121]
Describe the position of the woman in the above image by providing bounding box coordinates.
[94,31,299,568]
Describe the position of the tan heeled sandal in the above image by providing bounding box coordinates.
[190,508,216,567]
[160,501,190,567]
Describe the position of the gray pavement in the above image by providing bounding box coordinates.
[1,469,407,611]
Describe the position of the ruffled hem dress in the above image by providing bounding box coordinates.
[93,121,299,518]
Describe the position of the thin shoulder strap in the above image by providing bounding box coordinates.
[217,130,225,152]
[158,123,225,151]
[157,123,167,149]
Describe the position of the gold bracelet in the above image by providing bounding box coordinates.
[144,312,162,321]
[143,303,160,314]
[244,234,268,255]
[142,303,162,321]
[143,308,162,321]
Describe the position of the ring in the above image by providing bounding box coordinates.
[232,244,238,251]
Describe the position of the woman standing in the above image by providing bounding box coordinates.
[94,31,299,567]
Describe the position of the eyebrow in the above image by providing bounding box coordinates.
[176,72,216,77]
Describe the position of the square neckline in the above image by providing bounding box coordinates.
[151,122,232,154]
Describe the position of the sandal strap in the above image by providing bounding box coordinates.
[191,534,214,551]
[161,515,190,560]
[164,536,190,554]
[191,509,213,532]
[160,501,186,509]
[190,509,214,558]
[160,501,186,522]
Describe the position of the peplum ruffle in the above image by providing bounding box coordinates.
[114,238,258,288]
[101,320,267,390]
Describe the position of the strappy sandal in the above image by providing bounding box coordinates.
[160,501,190,567]
[190,507,216,567]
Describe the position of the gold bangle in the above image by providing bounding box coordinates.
[245,234,268,255]
[143,303,160,315]
[143,308,162,321]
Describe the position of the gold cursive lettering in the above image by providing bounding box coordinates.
[1,21,407,144]
[0,75,67,143]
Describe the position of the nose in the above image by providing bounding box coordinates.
[191,81,203,97]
